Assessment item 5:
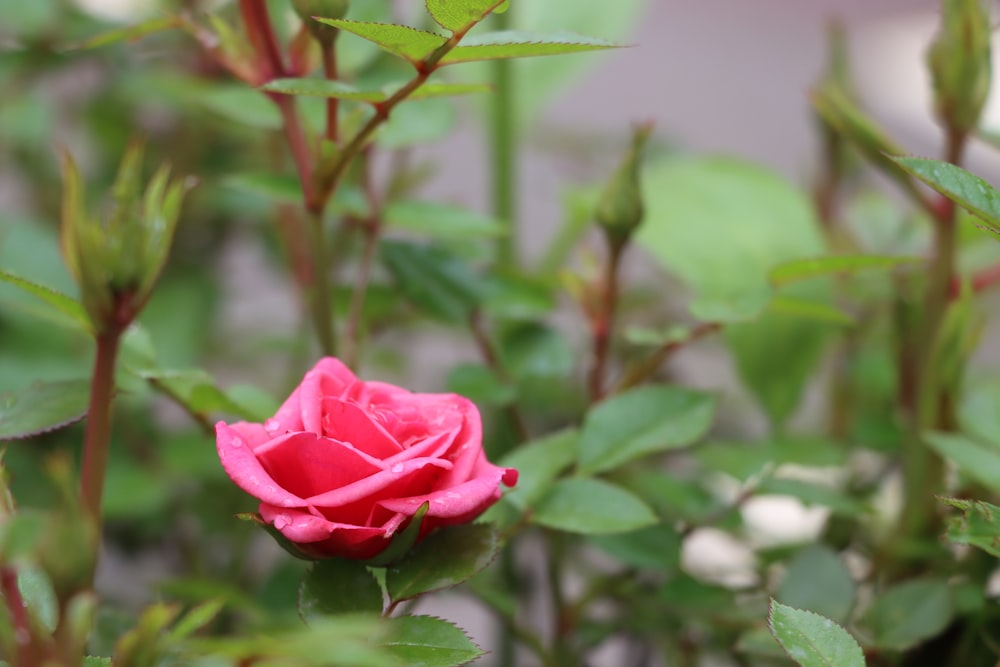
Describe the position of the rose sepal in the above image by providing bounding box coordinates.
[361,502,430,567]
[235,512,317,562]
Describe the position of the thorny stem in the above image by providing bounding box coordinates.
[588,240,625,402]
[2,566,39,667]
[344,150,381,368]
[614,322,721,392]
[79,325,124,580]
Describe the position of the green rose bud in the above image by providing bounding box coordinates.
[292,0,350,45]
[927,0,991,135]
[60,142,189,335]
[594,122,653,249]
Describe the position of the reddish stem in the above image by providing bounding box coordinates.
[321,38,340,143]
[238,0,286,81]
[614,322,721,392]
[949,262,1000,298]
[588,241,624,402]
[79,328,123,545]
[2,566,39,667]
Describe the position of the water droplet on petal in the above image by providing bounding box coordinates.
[264,418,281,433]
[273,515,291,530]
[391,463,405,474]
[230,439,242,448]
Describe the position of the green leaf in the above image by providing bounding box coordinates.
[726,287,835,427]
[385,201,505,239]
[533,478,657,534]
[83,659,112,667]
[892,157,1000,234]
[768,600,865,667]
[0,379,91,440]
[261,79,491,102]
[862,579,953,651]
[167,599,225,641]
[770,255,924,286]
[386,523,500,603]
[499,429,578,510]
[315,20,445,62]
[0,270,90,332]
[380,241,484,322]
[441,30,621,65]
[577,385,715,475]
[425,0,505,33]
[468,0,645,134]
[941,497,1000,556]
[70,15,180,50]
[17,566,58,632]
[383,615,484,667]
[224,172,303,204]
[138,368,263,422]
[924,431,1000,492]
[588,524,681,571]
[767,296,855,327]
[298,559,384,618]
[638,157,825,322]
[776,546,855,623]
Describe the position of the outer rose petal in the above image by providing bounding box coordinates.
[377,464,518,519]
[259,503,390,559]
[216,422,307,508]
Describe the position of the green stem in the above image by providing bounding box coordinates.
[898,126,966,550]
[490,8,517,268]
[344,151,380,368]
[308,209,337,357]
[79,326,123,575]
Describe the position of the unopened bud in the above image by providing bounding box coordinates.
[292,0,350,45]
[595,122,653,248]
[60,142,189,335]
[928,0,991,135]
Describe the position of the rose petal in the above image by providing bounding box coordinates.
[259,503,390,559]
[216,422,307,508]
[305,457,452,510]
[376,463,515,520]
[320,398,403,458]
[274,358,359,434]
[224,421,271,450]
[255,431,385,499]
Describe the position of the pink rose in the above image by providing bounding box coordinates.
[216,358,518,560]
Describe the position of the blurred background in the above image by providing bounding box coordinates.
[1,0,996,662]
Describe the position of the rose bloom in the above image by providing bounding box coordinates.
[216,358,517,560]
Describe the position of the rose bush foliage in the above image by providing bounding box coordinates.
[216,358,517,559]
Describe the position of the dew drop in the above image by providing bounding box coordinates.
[273,515,291,530]
[391,463,405,474]
[264,418,281,433]
[230,439,242,448]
